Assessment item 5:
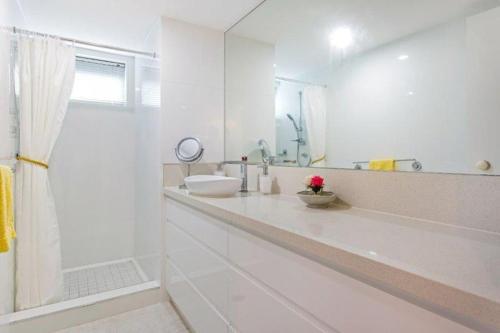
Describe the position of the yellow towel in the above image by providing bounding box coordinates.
[0,165,16,253]
[369,159,396,171]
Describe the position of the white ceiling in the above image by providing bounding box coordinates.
[15,0,264,52]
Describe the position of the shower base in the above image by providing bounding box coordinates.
[63,258,147,301]
[1,258,161,333]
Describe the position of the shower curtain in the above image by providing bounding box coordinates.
[303,86,327,166]
[15,34,75,310]
[0,31,15,315]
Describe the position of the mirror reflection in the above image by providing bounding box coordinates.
[225,0,500,174]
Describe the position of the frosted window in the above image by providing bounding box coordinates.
[71,56,127,105]
[140,66,160,107]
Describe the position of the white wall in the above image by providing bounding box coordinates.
[0,0,26,27]
[161,17,224,164]
[325,20,467,173]
[50,103,137,269]
[225,34,276,162]
[133,58,161,280]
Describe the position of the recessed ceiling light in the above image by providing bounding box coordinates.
[330,27,354,49]
[398,54,409,60]
[408,91,415,96]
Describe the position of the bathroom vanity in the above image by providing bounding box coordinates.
[163,188,499,333]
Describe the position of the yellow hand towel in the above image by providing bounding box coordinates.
[0,165,16,253]
[369,159,396,171]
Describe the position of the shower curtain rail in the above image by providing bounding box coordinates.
[5,26,158,58]
[275,76,327,88]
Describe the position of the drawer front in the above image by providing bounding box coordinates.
[227,224,475,333]
[228,268,325,333]
[166,222,230,319]
[166,198,227,256]
[166,259,229,333]
[166,212,325,333]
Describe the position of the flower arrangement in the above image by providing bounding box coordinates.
[304,175,325,194]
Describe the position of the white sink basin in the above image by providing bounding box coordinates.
[184,175,242,197]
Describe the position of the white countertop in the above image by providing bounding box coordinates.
[164,187,500,332]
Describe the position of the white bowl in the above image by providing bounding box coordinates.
[184,175,242,197]
[297,191,337,207]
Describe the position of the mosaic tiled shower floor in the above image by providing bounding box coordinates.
[63,260,145,300]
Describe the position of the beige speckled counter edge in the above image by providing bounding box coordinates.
[164,188,500,333]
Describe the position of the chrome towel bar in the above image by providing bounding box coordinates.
[353,159,422,171]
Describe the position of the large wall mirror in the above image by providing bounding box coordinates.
[225,0,500,175]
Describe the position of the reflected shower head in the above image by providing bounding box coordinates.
[286,113,300,132]
[258,139,272,163]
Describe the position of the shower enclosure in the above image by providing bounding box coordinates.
[0,27,161,326]
[275,80,311,167]
[275,77,327,168]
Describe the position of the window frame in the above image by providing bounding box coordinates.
[69,48,135,110]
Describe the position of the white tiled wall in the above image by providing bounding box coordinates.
[51,103,137,269]
[161,17,224,164]
[0,0,26,27]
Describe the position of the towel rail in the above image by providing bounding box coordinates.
[353,159,422,171]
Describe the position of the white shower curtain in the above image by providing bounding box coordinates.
[0,31,15,316]
[15,35,75,310]
[303,86,327,166]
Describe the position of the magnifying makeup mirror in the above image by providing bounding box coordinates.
[175,137,204,188]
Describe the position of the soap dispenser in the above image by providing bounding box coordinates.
[258,161,272,194]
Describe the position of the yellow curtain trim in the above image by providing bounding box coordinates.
[16,155,49,169]
[311,155,326,165]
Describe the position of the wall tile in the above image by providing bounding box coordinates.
[161,17,224,164]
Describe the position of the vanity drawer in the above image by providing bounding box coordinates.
[166,218,325,333]
[166,198,227,256]
[166,222,230,319]
[166,258,229,333]
[227,265,324,333]
[227,224,475,333]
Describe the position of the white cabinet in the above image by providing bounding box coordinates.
[166,259,229,333]
[226,267,323,333]
[165,198,475,333]
[167,199,228,256]
[227,223,474,333]
[165,220,323,333]
[166,222,230,319]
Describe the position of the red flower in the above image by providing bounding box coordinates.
[310,176,324,187]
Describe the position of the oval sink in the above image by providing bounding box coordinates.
[184,175,242,197]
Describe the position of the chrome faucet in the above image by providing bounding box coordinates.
[219,158,256,192]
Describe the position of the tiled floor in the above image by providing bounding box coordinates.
[53,302,189,333]
[63,260,145,300]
